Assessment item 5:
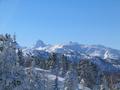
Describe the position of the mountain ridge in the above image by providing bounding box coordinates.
[22,40,120,64]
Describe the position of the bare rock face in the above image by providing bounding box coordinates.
[34,40,46,48]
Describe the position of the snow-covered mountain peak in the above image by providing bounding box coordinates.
[34,40,46,48]
[23,40,120,61]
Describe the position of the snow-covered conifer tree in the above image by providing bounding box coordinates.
[0,34,26,90]
[64,62,79,90]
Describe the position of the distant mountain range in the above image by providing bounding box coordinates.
[22,40,120,64]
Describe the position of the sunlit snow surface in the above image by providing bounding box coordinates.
[23,40,120,64]
[25,68,91,90]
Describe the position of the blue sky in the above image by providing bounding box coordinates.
[0,0,120,49]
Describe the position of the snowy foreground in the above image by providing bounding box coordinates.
[25,68,91,90]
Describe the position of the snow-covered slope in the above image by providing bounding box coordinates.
[23,40,120,63]
[25,67,91,90]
